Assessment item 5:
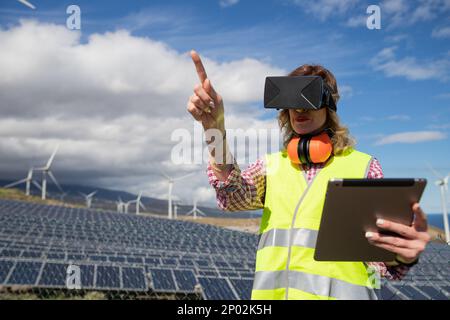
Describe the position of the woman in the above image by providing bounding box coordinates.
[187,50,430,300]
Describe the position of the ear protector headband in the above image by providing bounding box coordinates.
[287,129,334,166]
[264,76,337,111]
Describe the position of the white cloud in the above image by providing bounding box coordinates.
[338,85,353,98]
[0,20,284,205]
[384,33,409,43]
[0,20,284,119]
[432,26,450,38]
[293,0,450,28]
[375,131,447,145]
[381,0,450,28]
[428,123,450,129]
[290,0,359,21]
[434,92,450,99]
[386,115,411,121]
[382,0,408,14]
[370,46,450,81]
[345,15,367,28]
[220,0,239,8]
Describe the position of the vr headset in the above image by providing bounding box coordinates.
[264,76,337,111]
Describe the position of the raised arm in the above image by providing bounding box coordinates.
[187,50,265,211]
[187,50,232,181]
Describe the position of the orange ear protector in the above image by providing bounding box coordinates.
[287,129,333,165]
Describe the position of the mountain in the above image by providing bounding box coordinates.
[0,179,262,219]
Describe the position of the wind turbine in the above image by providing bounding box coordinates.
[123,202,131,214]
[17,0,36,9]
[59,191,69,203]
[186,198,206,220]
[160,171,195,219]
[79,191,97,209]
[34,146,63,200]
[428,163,450,245]
[173,199,182,219]
[116,197,125,213]
[127,191,146,215]
[4,168,41,196]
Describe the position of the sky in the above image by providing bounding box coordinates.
[0,0,449,213]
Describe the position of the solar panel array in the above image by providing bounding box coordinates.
[0,199,256,299]
[376,242,450,300]
[0,199,449,300]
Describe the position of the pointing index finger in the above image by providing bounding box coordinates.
[190,50,208,84]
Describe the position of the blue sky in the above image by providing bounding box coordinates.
[0,0,449,214]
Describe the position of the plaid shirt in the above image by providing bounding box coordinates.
[207,156,410,281]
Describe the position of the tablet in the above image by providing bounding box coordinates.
[314,178,427,262]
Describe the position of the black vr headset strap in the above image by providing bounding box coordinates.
[322,84,337,111]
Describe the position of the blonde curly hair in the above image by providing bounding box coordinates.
[278,64,356,155]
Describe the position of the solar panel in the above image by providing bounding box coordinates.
[230,278,253,300]
[376,283,405,300]
[178,259,195,267]
[0,199,448,300]
[393,285,431,300]
[89,255,107,262]
[7,261,42,285]
[162,258,177,266]
[0,260,14,284]
[21,251,42,259]
[415,285,448,300]
[173,269,197,292]
[144,257,161,266]
[96,265,120,289]
[80,264,95,288]
[149,268,176,291]
[198,270,218,277]
[198,277,238,300]
[126,257,143,264]
[39,263,67,287]
[122,267,147,291]
[441,286,450,296]
[0,249,22,257]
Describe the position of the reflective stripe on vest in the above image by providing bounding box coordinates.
[253,270,378,300]
[252,148,376,300]
[258,228,318,250]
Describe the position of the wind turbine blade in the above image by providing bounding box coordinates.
[88,191,97,198]
[27,169,33,180]
[18,0,36,9]
[79,192,87,198]
[4,179,27,188]
[172,172,195,181]
[197,209,207,216]
[140,202,146,211]
[159,170,172,181]
[427,162,444,179]
[46,145,59,169]
[48,171,63,193]
[32,180,42,191]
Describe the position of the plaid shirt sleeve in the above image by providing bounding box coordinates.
[207,158,266,212]
[365,158,411,281]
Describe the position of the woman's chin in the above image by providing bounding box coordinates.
[293,125,313,135]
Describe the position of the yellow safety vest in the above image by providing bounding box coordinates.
[251,147,379,300]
